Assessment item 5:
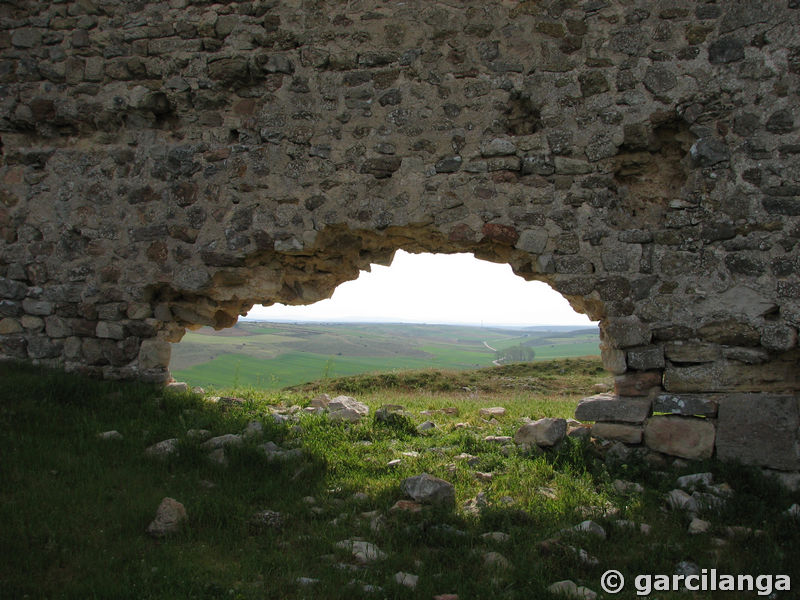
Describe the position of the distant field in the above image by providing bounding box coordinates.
[171,321,600,390]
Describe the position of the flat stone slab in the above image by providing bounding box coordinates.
[644,416,715,460]
[575,394,651,424]
[716,394,800,470]
[514,418,566,447]
[591,422,643,444]
[653,393,719,417]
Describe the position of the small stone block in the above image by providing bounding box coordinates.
[575,394,652,424]
[644,416,715,460]
[653,393,719,417]
[591,422,643,444]
[716,394,800,471]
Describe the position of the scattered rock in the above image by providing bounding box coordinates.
[433,595,459,600]
[145,438,179,458]
[417,420,436,432]
[675,561,701,576]
[479,407,506,418]
[547,580,597,599]
[688,518,710,534]
[375,404,408,422]
[98,430,123,441]
[455,452,479,466]
[463,492,488,515]
[514,417,567,447]
[296,577,319,586]
[249,510,284,532]
[201,433,243,450]
[391,500,423,513]
[666,489,699,512]
[484,435,513,444]
[387,459,402,467]
[309,393,331,408]
[207,448,228,465]
[402,473,455,507]
[474,471,493,482]
[328,396,370,422]
[146,497,187,538]
[613,479,644,494]
[572,547,599,567]
[537,486,558,500]
[676,472,714,489]
[614,520,651,535]
[186,428,212,441]
[394,571,419,589]
[481,531,510,543]
[259,442,303,462]
[335,539,387,563]
[483,551,511,570]
[243,421,264,440]
[571,520,606,539]
[165,381,189,393]
[784,504,800,518]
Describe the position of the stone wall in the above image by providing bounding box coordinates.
[1,0,799,470]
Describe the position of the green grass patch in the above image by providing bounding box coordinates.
[1,360,798,599]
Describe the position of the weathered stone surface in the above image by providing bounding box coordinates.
[615,372,662,397]
[138,339,171,370]
[1,0,800,470]
[479,406,506,418]
[328,396,369,422]
[626,346,665,371]
[146,497,187,537]
[591,423,643,444]
[514,418,567,447]
[575,394,651,423]
[145,438,179,458]
[644,416,715,460]
[653,394,719,417]
[664,355,800,393]
[716,394,800,470]
[335,539,386,563]
[402,473,455,507]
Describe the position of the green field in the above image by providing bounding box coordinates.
[171,322,600,390]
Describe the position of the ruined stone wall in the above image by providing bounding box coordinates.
[1,0,799,470]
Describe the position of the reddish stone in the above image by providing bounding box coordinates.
[449,223,476,242]
[147,241,169,264]
[390,500,422,513]
[482,223,519,245]
[233,98,256,115]
[615,371,662,396]
[3,167,23,185]
[644,416,715,460]
[492,171,519,183]
[203,147,231,162]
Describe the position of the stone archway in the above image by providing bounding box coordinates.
[1,0,799,470]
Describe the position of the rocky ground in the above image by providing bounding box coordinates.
[2,362,799,598]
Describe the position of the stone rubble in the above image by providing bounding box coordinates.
[146,497,187,538]
[402,473,456,507]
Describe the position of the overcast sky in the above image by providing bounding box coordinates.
[245,250,596,327]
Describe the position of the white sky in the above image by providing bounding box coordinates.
[245,251,595,327]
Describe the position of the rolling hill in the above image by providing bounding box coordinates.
[170,321,600,390]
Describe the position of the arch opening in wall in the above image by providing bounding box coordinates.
[168,250,601,391]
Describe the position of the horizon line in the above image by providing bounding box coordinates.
[239,316,599,328]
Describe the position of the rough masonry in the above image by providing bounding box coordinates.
[1,0,799,471]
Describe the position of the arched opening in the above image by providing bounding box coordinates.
[169,250,601,390]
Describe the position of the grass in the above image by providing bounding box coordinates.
[1,359,799,599]
[170,322,601,389]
